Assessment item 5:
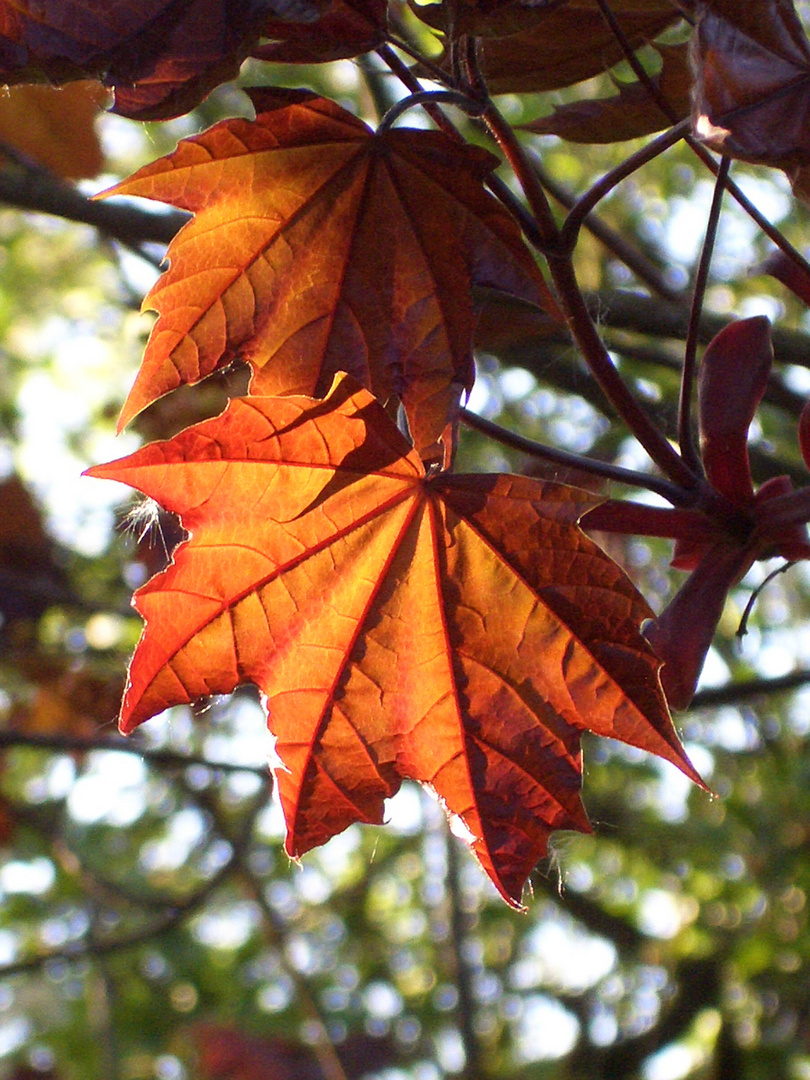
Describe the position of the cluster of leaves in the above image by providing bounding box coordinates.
[3,0,810,910]
[5,1,810,1078]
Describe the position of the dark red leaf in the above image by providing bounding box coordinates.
[522,43,691,144]
[420,1,681,94]
[644,542,755,710]
[256,0,386,62]
[698,316,773,506]
[691,0,810,166]
[755,248,810,307]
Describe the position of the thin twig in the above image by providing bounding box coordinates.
[679,155,730,470]
[0,729,272,777]
[481,100,561,251]
[552,259,701,489]
[530,156,683,302]
[460,408,691,504]
[558,121,691,253]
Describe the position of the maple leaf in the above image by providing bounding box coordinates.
[0,81,105,180]
[87,375,699,905]
[442,1,681,94]
[0,0,318,120]
[522,43,691,144]
[103,87,554,460]
[586,317,810,709]
[691,0,810,166]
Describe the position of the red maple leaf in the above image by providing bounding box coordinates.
[87,375,699,904]
[103,88,556,460]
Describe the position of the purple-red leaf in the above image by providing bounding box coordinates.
[755,248,810,307]
[522,43,691,144]
[691,0,810,166]
[255,0,386,62]
[644,543,754,711]
[0,0,316,120]
[422,1,681,94]
[698,316,773,506]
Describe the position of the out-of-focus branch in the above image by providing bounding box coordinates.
[531,869,647,955]
[0,780,269,980]
[689,670,810,710]
[0,729,272,777]
[0,161,188,248]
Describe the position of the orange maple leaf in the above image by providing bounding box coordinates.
[87,375,699,905]
[103,87,556,459]
[0,81,106,180]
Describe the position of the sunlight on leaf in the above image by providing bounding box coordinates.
[88,375,699,904]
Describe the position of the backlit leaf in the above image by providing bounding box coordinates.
[88,375,699,905]
[105,88,552,458]
[0,81,105,179]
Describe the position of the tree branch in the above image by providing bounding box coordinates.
[689,669,810,709]
[0,163,188,248]
[0,729,272,777]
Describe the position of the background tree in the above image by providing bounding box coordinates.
[1,2,810,1079]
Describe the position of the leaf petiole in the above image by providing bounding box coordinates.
[459,407,692,504]
[559,120,691,253]
[377,89,485,132]
[679,154,731,471]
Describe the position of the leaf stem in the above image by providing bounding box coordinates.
[679,155,730,470]
[530,156,683,301]
[376,44,461,140]
[460,408,691,504]
[550,257,700,490]
[380,34,698,488]
[378,89,485,132]
[376,42,549,249]
[594,0,810,282]
[384,32,451,85]
[558,120,691,253]
[480,101,561,251]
